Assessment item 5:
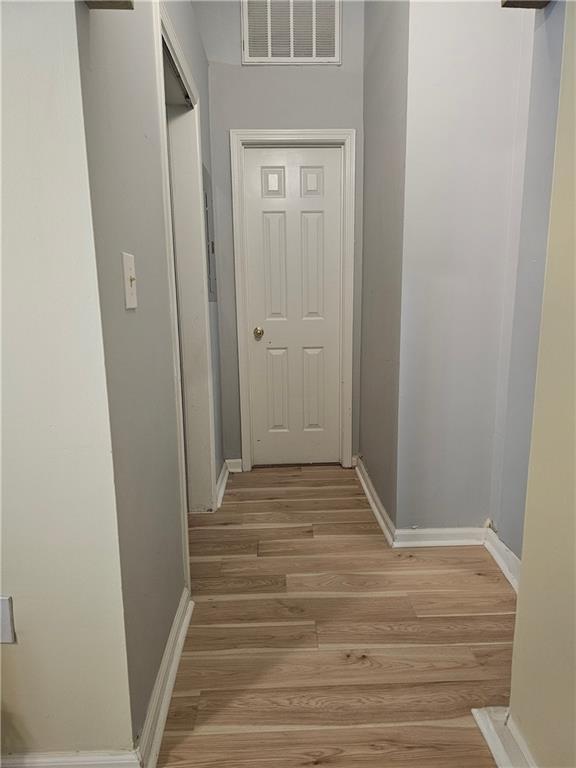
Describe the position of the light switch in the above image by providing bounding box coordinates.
[122,252,137,309]
[1,597,16,643]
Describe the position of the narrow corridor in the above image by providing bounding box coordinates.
[159,465,516,767]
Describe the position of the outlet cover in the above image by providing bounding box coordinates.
[1,597,16,643]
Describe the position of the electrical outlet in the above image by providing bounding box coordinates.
[1,597,16,643]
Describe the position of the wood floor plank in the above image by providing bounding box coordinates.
[159,723,496,768]
[165,695,199,731]
[190,525,313,542]
[386,547,499,566]
[300,465,354,473]
[244,509,376,525]
[162,752,495,768]
[220,497,371,513]
[189,560,223,578]
[317,615,516,646]
[189,513,243,528]
[190,595,416,624]
[227,472,302,483]
[191,510,377,527]
[173,646,506,694]
[228,476,360,488]
[258,536,389,558]
[409,592,516,617]
[223,486,366,502]
[221,551,500,577]
[247,465,304,473]
[471,644,514,674]
[191,575,287,596]
[294,471,359,482]
[193,679,510,729]
[183,624,318,653]
[243,465,352,475]
[189,539,258,559]
[312,521,382,536]
[229,464,358,481]
[286,570,510,595]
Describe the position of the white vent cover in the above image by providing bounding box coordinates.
[242,0,341,65]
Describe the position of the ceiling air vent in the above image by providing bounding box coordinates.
[242,0,341,65]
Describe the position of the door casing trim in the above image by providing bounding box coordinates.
[230,129,356,471]
[154,2,217,594]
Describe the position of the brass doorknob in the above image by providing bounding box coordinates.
[253,326,264,340]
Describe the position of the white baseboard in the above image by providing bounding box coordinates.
[484,527,521,591]
[355,459,395,546]
[225,458,242,474]
[2,592,193,768]
[506,715,539,768]
[1,753,140,768]
[137,588,193,768]
[394,526,486,547]
[215,462,229,509]
[473,708,537,767]
[356,459,520,590]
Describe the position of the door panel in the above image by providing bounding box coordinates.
[243,147,342,464]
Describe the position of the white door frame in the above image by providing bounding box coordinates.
[154,2,218,591]
[230,129,356,471]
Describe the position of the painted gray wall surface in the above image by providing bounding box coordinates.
[196,0,365,459]
[194,0,244,65]
[76,2,206,741]
[359,0,409,524]
[164,1,211,160]
[493,1,565,556]
[165,1,225,475]
[397,2,535,530]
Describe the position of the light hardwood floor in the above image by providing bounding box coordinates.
[159,465,515,768]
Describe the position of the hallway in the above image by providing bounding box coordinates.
[4,2,573,764]
[159,465,516,767]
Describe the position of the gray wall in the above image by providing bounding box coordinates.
[492,0,565,556]
[396,1,535,531]
[195,0,365,459]
[359,1,409,524]
[359,1,538,538]
[76,0,213,741]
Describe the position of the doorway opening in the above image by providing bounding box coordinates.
[158,11,218,523]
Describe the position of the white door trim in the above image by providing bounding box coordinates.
[159,3,200,107]
[153,2,217,591]
[155,2,220,510]
[230,129,356,471]
[153,1,190,588]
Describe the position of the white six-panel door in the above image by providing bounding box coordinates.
[243,146,343,465]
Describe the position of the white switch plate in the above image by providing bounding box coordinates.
[1,596,16,643]
[122,252,137,309]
